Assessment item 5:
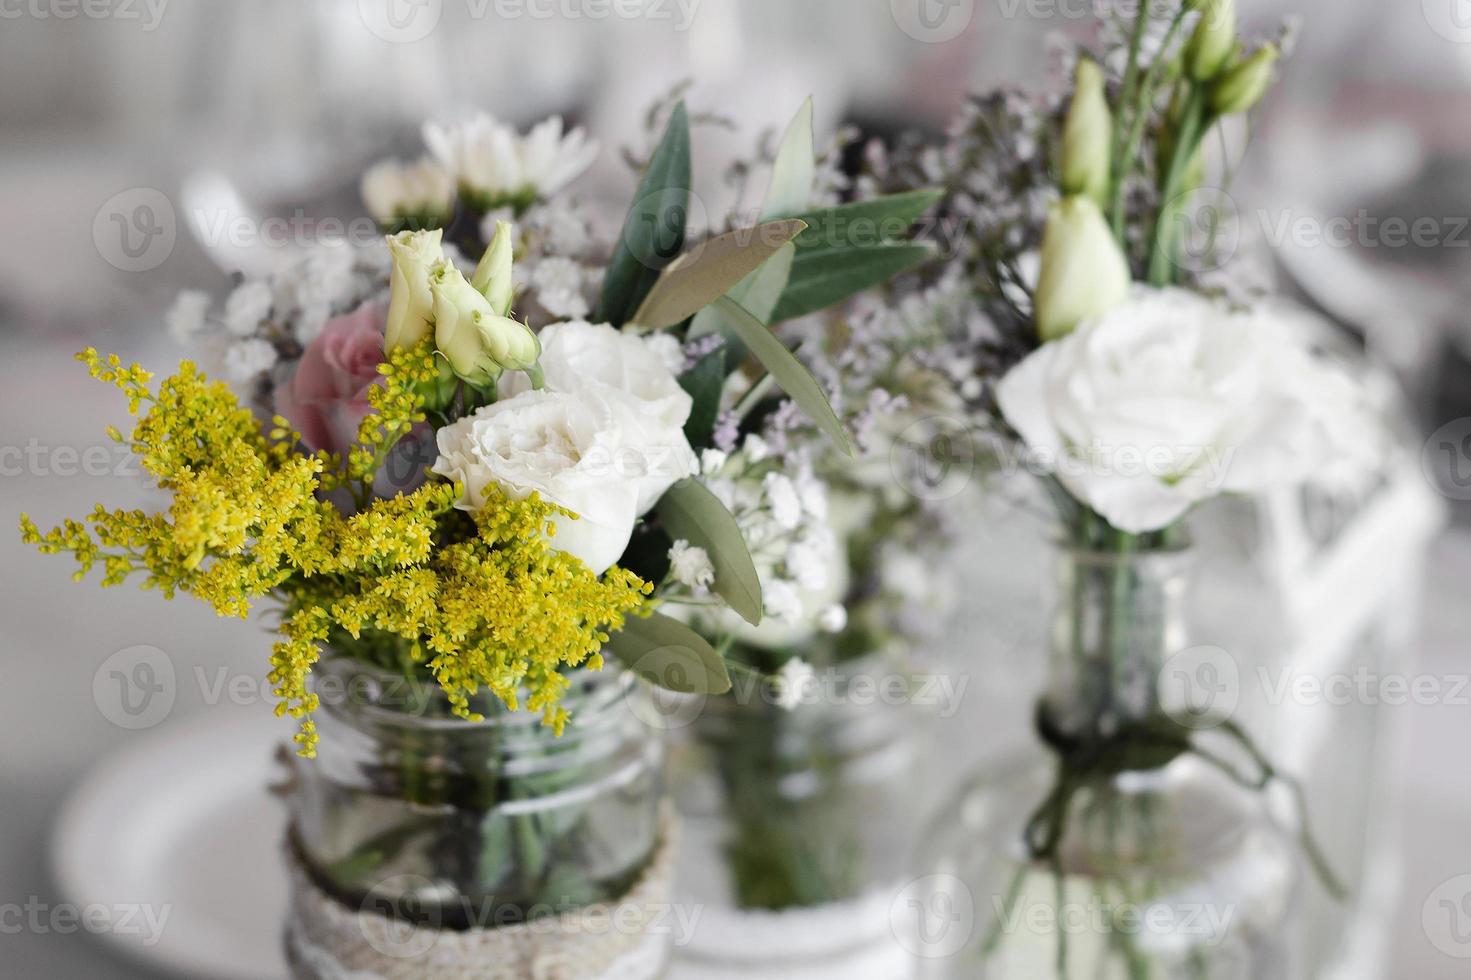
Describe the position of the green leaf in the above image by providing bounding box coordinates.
[686,241,795,366]
[607,612,731,695]
[595,102,691,327]
[656,478,763,625]
[710,295,852,456]
[678,349,726,450]
[762,98,815,221]
[773,241,937,322]
[771,189,943,321]
[787,189,944,260]
[630,219,807,329]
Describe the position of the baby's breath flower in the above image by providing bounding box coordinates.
[166,290,211,345]
[771,657,816,712]
[668,539,715,591]
[223,338,278,384]
[222,281,274,338]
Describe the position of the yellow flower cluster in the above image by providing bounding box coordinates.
[20,346,651,755]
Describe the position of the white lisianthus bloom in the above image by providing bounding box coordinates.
[668,540,716,591]
[997,287,1365,534]
[361,157,454,227]
[501,321,698,512]
[435,388,659,574]
[423,114,599,207]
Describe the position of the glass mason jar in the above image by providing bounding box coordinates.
[669,649,932,973]
[916,545,1303,979]
[283,657,668,978]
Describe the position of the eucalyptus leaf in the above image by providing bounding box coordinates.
[595,102,691,327]
[678,349,726,450]
[630,219,806,329]
[773,241,937,322]
[770,189,943,321]
[657,478,763,625]
[787,189,944,261]
[686,240,795,370]
[607,612,731,695]
[762,98,815,221]
[711,295,852,456]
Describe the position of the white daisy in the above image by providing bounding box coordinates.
[423,114,599,205]
[360,156,454,226]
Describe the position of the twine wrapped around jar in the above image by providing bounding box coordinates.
[283,810,679,980]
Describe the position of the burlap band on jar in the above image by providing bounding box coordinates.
[283,811,678,980]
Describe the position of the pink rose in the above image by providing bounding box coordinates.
[275,303,386,457]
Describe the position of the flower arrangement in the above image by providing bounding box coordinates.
[23,99,943,761]
[847,1,1369,973]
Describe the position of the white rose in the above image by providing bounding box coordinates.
[432,389,643,574]
[501,321,697,512]
[997,287,1353,534]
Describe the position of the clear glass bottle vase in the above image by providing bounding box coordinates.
[918,545,1302,980]
[283,658,668,977]
[669,649,930,971]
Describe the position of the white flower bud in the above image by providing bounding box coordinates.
[1185,0,1237,82]
[431,262,540,385]
[472,220,516,316]
[1210,45,1280,116]
[1034,196,1132,343]
[384,229,444,351]
[1060,59,1112,206]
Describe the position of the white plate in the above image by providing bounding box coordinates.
[52,708,295,980]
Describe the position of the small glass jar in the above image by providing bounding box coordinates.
[669,650,932,972]
[916,545,1304,979]
[284,657,667,977]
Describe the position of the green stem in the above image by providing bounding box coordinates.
[1111,8,1192,242]
[1108,0,1153,233]
[1147,88,1211,286]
